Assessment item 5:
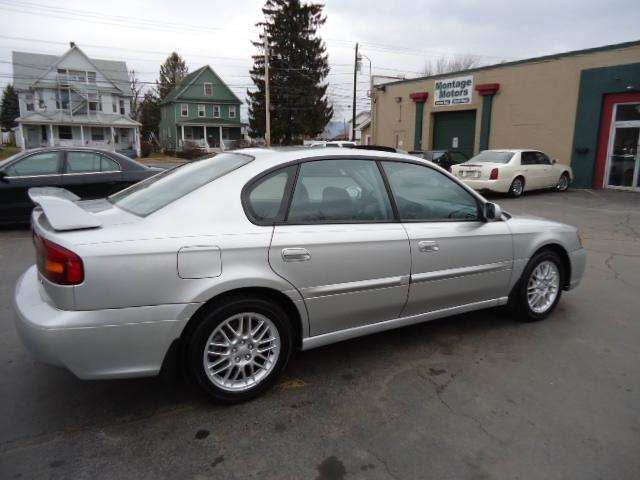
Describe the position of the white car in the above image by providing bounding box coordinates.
[451,150,572,198]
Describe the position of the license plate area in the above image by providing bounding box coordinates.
[459,170,481,179]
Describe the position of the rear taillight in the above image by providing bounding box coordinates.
[33,232,84,285]
[447,166,452,173]
[489,168,499,180]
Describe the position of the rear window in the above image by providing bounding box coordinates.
[469,151,515,164]
[108,153,253,216]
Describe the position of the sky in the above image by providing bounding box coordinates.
[1,0,639,121]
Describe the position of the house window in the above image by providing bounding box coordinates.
[37,91,46,109]
[56,88,70,110]
[25,93,34,111]
[58,126,73,140]
[68,70,86,82]
[181,104,188,117]
[91,128,105,141]
[229,105,237,119]
[87,72,96,83]
[112,97,118,113]
[119,99,125,115]
[213,105,221,118]
[198,104,206,117]
[204,83,213,96]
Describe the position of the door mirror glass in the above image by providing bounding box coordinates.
[484,202,502,221]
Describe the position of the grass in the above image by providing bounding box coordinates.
[0,145,20,160]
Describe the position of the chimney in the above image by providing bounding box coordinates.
[70,41,76,48]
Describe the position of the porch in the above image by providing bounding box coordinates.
[19,124,141,156]
[177,124,241,152]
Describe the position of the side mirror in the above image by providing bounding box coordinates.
[551,158,557,165]
[0,170,8,183]
[484,202,502,221]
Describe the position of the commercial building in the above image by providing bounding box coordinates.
[369,40,640,190]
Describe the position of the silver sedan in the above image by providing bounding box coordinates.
[14,149,586,402]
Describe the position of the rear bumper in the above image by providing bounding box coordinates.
[14,266,201,379]
[458,177,512,193]
[568,248,587,290]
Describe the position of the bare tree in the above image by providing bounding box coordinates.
[129,70,143,120]
[422,55,481,76]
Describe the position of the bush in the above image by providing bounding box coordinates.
[140,141,152,158]
[177,142,206,160]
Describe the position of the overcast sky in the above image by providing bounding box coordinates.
[1,0,639,120]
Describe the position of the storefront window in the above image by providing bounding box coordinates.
[615,104,640,122]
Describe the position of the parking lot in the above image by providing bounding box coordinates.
[1,189,638,480]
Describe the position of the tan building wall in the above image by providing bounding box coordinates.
[372,42,640,164]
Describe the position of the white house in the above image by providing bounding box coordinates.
[12,42,141,156]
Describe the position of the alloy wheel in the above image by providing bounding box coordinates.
[557,174,569,191]
[203,312,281,392]
[511,178,524,197]
[526,260,560,314]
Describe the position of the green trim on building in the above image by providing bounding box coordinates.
[382,39,640,89]
[479,95,493,151]
[413,102,424,150]
[571,62,640,188]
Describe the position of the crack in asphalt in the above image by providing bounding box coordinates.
[416,367,505,446]
[603,253,637,289]
[368,449,401,480]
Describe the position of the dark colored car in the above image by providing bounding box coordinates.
[0,147,161,225]
[409,150,469,171]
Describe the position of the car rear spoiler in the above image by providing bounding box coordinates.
[28,187,102,231]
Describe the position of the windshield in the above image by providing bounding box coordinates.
[468,151,515,164]
[108,153,253,216]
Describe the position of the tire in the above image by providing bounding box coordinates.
[556,172,570,192]
[510,249,564,322]
[184,296,292,403]
[508,177,525,198]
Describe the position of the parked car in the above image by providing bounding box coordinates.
[309,141,356,148]
[349,145,408,154]
[15,149,586,403]
[451,149,572,198]
[409,149,469,171]
[0,147,161,225]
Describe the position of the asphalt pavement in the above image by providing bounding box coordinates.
[1,189,638,479]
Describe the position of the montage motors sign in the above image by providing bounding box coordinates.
[434,75,473,106]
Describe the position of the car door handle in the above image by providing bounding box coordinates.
[282,248,311,262]
[418,240,440,253]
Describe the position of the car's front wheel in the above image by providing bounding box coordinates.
[185,296,292,403]
[556,172,570,192]
[511,249,564,321]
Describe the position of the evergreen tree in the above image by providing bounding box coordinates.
[0,84,20,130]
[248,0,333,144]
[157,52,189,100]
[138,91,161,139]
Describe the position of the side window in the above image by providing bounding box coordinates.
[382,161,479,221]
[5,152,62,177]
[245,167,295,223]
[287,159,393,223]
[535,152,551,165]
[66,152,102,173]
[520,152,536,165]
[100,155,121,172]
[449,152,468,164]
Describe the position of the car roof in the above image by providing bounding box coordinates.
[234,147,422,170]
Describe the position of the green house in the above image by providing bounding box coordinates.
[159,65,242,151]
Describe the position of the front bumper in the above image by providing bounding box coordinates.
[568,248,587,290]
[458,177,512,193]
[14,266,201,379]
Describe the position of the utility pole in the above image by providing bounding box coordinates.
[264,30,271,147]
[351,42,358,142]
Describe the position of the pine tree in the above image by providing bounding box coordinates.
[138,91,161,139]
[248,0,333,145]
[157,52,189,100]
[0,84,20,131]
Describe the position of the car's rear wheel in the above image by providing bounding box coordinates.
[511,250,564,321]
[185,296,292,403]
[556,172,570,192]
[508,177,525,198]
